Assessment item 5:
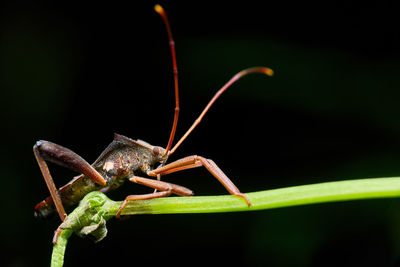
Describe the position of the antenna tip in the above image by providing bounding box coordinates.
[154,4,164,14]
[263,67,274,76]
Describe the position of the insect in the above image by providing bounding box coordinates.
[34,4,273,223]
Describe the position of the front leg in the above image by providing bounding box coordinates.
[147,155,251,206]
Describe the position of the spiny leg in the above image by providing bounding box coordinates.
[147,155,251,206]
[116,176,193,218]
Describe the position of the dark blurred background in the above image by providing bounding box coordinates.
[1,0,400,266]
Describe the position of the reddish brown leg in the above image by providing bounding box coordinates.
[116,176,193,218]
[130,176,193,196]
[33,145,66,221]
[147,155,251,206]
[116,191,171,218]
[53,227,63,244]
[34,141,106,186]
[154,173,162,193]
[33,141,107,221]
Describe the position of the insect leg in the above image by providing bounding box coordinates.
[116,176,193,218]
[34,140,107,221]
[116,191,171,218]
[33,145,66,221]
[34,140,106,186]
[130,176,193,196]
[147,155,251,206]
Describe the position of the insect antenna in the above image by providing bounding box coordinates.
[169,67,274,155]
[154,4,179,156]
[155,4,274,156]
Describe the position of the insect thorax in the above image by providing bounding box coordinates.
[94,143,159,185]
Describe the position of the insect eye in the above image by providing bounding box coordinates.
[153,146,160,155]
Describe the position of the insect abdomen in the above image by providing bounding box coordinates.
[34,174,102,219]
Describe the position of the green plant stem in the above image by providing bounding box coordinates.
[117,177,400,215]
[51,229,72,267]
[51,176,400,266]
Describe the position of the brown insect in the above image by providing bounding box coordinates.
[34,4,273,224]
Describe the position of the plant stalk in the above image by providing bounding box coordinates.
[51,176,400,266]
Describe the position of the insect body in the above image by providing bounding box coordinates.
[34,134,175,219]
[34,5,273,223]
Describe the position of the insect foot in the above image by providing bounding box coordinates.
[235,193,251,206]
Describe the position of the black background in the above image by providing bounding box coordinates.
[1,0,400,266]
